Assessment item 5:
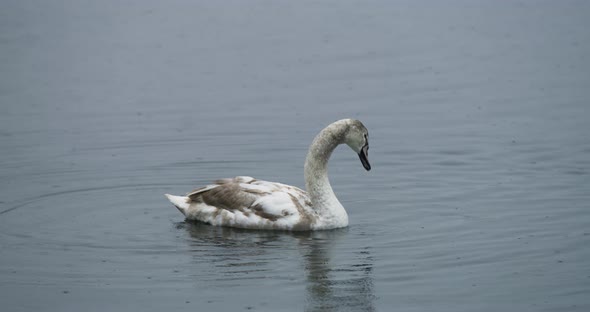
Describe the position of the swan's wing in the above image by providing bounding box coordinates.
[186,176,313,229]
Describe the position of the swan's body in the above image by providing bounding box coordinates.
[165,118,371,231]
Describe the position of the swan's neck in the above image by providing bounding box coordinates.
[304,121,349,228]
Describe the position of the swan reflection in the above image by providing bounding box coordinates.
[294,230,376,312]
[179,222,375,311]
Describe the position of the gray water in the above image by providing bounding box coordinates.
[1,1,589,311]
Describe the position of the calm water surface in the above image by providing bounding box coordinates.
[1,1,589,311]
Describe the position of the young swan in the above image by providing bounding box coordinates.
[165,118,371,231]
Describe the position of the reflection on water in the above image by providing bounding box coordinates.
[180,222,375,311]
[298,230,375,312]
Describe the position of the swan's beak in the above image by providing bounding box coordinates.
[358,144,371,171]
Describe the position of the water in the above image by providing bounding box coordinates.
[1,1,589,311]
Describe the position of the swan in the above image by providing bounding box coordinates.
[165,118,371,231]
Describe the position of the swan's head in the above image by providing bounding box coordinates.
[344,119,371,171]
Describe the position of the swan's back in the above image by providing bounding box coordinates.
[167,176,316,230]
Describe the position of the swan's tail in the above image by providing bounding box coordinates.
[164,194,190,216]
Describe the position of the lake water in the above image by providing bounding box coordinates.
[1,1,589,311]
